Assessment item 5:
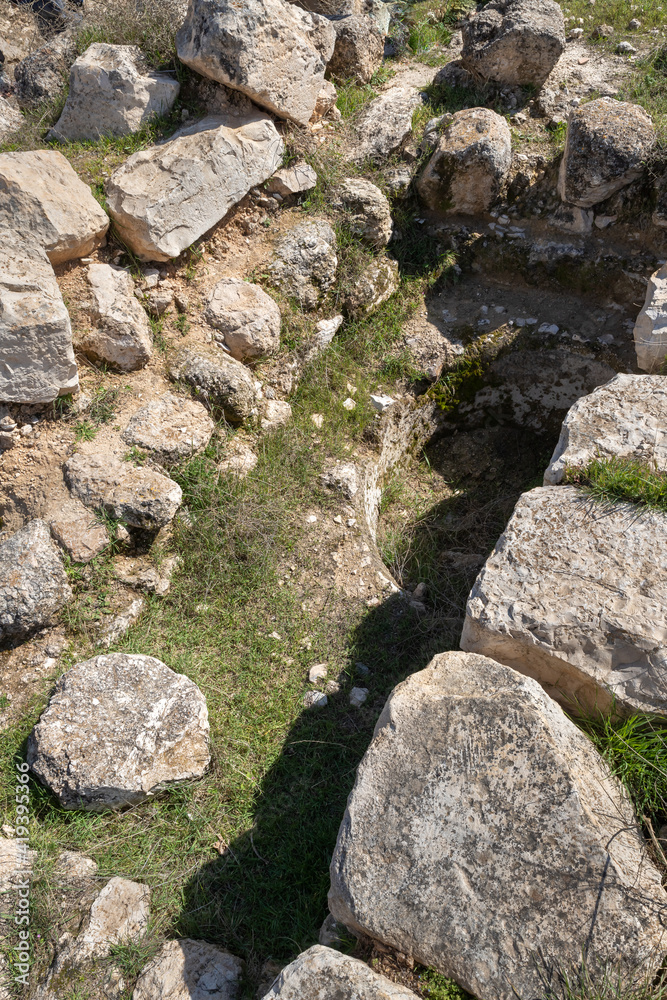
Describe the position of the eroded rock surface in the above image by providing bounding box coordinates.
[78,263,153,371]
[262,946,419,1000]
[268,220,338,309]
[28,653,210,810]
[558,98,656,208]
[634,263,667,372]
[176,0,336,125]
[133,939,243,1000]
[0,520,71,642]
[50,43,180,141]
[14,30,76,104]
[122,392,215,462]
[461,0,565,86]
[344,257,398,318]
[50,504,111,564]
[334,177,393,247]
[544,374,667,484]
[461,487,667,715]
[0,97,23,140]
[0,227,78,404]
[266,161,318,198]
[329,651,667,1000]
[205,278,281,361]
[418,107,512,214]
[170,348,258,422]
[351,87,422,164]
[327,13,384,84]
[0,151,109,264]
[106,113,283,261]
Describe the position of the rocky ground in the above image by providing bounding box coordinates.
[2,0,667,998]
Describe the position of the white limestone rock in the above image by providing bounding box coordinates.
[461,486,667,716]
[106,113,283,261]
[558,98,656,208]
[634,263,667,372]
[261,400,292,431]
[266,161,318,198]
[122,392,215,462]
[544,374,667,484]
[461,0,565,86]
[329,651,667,1000]
[50,503,111,563]
[0,520,72,643]
[77,263,153,371]
[0,151,109,264]
[333,177,393,247]
[0,227,78,404]
[268,220,338,309]
[176,0,336,125]
[204,278,281,362]
[262,945,419,1000]
[327,13,384,85]
[133,939,242,1000]
[351,87,422,165]
[0,97,23,140]
[64,452,183,530]
[170,348,258,422]
[27,653,210,810]
[344,257,399,318]
[49,43,180,141]
[418,107,512,214]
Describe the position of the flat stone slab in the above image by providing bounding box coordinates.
[545,374,667,484]
[261,945,419,1000]
[28,653,210,810]
[133,939,243,1000]
[461,486,667,715]
[329,651,667,1000]
[0,226,78,404]
[0,520,72,643]
[121,392,215,462]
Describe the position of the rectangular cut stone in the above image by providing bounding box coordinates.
[0,226,78,403]
[461,485,667,716]
[105,113,283,261]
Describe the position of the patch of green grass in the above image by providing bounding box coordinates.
[335,79,380,120]
[562,0,667,34]
[419,967,472,1000]
[564,456,667,513]
[620,45,667,144]
[74,419,98,442]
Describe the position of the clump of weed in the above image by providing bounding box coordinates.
[419,968,472,1000]
[564,456,667,513]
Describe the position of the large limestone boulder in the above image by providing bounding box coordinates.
[49,43,180,142]
[333,177,392,247]
[0,520,72,643]
[267,219,338,309]
[326,14,384,85]
[633,263,667,372]
[351,86,421,164]
[418,108,512,214]
[77,263,153,371]
[262,946,419,1000]
[0,227,78,405]
[204,278,281,362]
[170,348,258,423]
[461,0,565,87]
[28,653,210,810]
[329,651,667,1000]
[64,452,183,530]
[545,374,667,485]
[106,113,283,261]
[0,151,109,264]
[558,98,656,208]
[461,486,667,716]
[176,0,336,126]
[121,392,215,462]
[133,939,242,1000]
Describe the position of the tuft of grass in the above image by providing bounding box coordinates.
[419,968,472,1000]
[564,456,667,513]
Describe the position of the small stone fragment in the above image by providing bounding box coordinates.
[0,97,23,140]
[327,13,384,84]
[304,690,328,708]
[266,161,318,198]
[14,30,76,105]
[133,939,243,1000]
[64,452,182,530]
[351,87,422,165]
[633,263,667,371]
[321,462,358,499]
[370,393,395,412]
[50,507,110,563]
[349,686,368,707]
[309,663,328,682]
[217,441,258,477]
[262,945,419,1000]
[261,400,293,431]
[122,393,215,462]
[461,0,565,86]
[205,278,281,362]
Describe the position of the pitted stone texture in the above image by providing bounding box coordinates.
[0,98,23,140]
[0,151,109,265]
[266,162,318,198]
[64,452,183,530]
[268,220,337,309]
[329,651,667,1000]
[50,505,111,563]
[122,393,214,462]
[78,263,153,371]
[0,227,78,404]
[461,486,667,716]
[106,113,283,261]
[351,87,422,164]
[460,349,616,436]
[176,0,336,125]
[544,374,667,485]
[344,257,398,318]
[14,31,76,104]
[634,263,667,372]
[0,520,71,642]
[418,108,512,214]
[28,653,210,811]
[461,0,565,86]
[262,946,419,1000]
[170,348,258,422]
[327,14,384,84]
[49,44,180,141]
[558,98,656,208]
[204,278,281,362]
[133,939,243,1000]
[333,177,393,247]
[321,461,358,499]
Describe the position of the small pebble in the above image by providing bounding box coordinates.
[342,397,356,411]
[349,687,369,708]
[325,680,341,695]
[309,664,328,683]
[333,515,343,524]
[20,424,32,436]
[306,514,317,524]
[311,413,324,428]
[356,662,370,675]
[304,690,327,709]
